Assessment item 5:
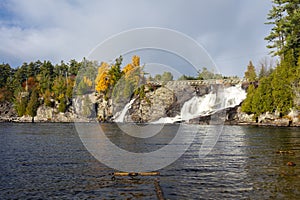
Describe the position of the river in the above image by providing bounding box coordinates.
[0,123,300,199]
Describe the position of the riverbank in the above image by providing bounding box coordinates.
[2,113,300,127]
[2,92,300,127]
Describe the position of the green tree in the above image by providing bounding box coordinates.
[69,59,80,76]
[161,72,173,82]
[37,61,54,95]
[244,61,257,82]
[198,67,213,80]
[0,63,12,88]
[265,0,300,61]
[241,84,256,114]
[258,65,267,80]
[58,95,67,113]
[177,75,198,80]
[52,76,67,101]
[154,74,162,81]
[26,88,39,122]
[198,67,222,80]
[271,51,295,115]
[252,76,274,115]
[14,88,28,117]
[243,51,297,116]
[43,89,53,107]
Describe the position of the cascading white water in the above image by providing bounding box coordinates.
[153,85,246,124]
[114,99,136,123]
[181,93,217,121]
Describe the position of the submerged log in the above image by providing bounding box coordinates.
[154,178,165,200]
[113,172,160,176]
[276,150,295,155]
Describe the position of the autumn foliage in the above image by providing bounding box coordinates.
[95,55,143,97]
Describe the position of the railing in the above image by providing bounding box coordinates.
[148,79,243,86]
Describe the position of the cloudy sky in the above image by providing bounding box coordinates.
[0,0,274,77]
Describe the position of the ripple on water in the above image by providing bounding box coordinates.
[0,123,300,199]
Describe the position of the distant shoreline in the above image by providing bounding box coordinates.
[1,118,300,128]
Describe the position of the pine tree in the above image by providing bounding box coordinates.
[26,88,39,122]
[265,0,300,61]
[272,51,295,115]
[43,89,52,107]
[58,94,67,113]
[14,88,28,117]
[244,61,257,82]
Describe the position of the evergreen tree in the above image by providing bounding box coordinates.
[161,72,173,82]
[272,51,295,115]
[26,88,39,122]
[265,0,300,61]
[14,88,28,117]
[58,94,67,113]
[43,89,53,107]
[241,84,256,114]
[154,74,162,81]
[108,56,123,87]
[0,63,12,88]
[244,61,257,82]
[69,59,81,76]
[252,76,274,115]
[258,65,267,80]
[198,67,216,80]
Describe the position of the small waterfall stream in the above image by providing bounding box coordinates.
[113,99,136,123]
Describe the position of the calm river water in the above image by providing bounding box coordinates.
[0,123,300,199]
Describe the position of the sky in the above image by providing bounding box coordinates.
[0,0,275,77]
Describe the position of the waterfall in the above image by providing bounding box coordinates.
[114,99,136,123]
[153,85,246,124]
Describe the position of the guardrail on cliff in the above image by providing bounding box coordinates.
[148,79,244,86]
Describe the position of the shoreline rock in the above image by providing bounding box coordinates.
[2,87,300,127]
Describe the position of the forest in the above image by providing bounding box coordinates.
[0,0,299,120]
[0,52,229,120]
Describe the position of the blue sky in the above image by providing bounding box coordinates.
[0,0,274,77]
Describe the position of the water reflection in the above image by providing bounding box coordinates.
[241,126,300,199]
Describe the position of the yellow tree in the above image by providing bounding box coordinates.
[123,63,134,76]
[95,62,110,93]
[132,55,140,66]
[123,55,140,76]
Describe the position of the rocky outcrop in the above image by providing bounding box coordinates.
[0,101,17,121]
[236,107,256,123]
[96,98,113,122]
[229,107,300,127]
[34,105,81,122]
[128,87,177,122]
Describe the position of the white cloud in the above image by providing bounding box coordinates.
[0,0,273,76]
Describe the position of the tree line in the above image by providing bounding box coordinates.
[241,0,300,117]
[0,59,83,121]
[0,55,150,120]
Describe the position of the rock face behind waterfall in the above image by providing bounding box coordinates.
[128,87,177,122]
[106,83,247,124]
